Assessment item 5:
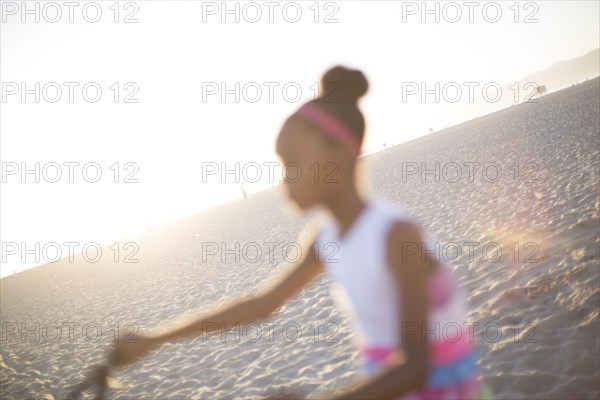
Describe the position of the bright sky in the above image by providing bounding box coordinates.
[1,0,599,277]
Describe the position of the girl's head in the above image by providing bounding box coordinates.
[276,66,369,209]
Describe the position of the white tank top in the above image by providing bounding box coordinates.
[315,200,468,348]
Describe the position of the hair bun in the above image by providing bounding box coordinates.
[321,66,368,103]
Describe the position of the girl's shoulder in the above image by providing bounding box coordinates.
[368,198,416,226]
[314,198,415,243]
[370,199,441,246]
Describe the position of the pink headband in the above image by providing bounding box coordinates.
[295,102,360,157]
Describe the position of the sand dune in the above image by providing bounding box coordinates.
[1,78,598,399]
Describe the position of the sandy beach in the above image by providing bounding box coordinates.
[1,77,598,399]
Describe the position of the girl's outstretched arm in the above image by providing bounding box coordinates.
[110,239,323,367]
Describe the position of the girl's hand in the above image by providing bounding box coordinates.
[109,334,161,367]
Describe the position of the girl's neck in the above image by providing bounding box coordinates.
[325,184,366,238]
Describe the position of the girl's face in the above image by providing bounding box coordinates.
[276,117,351,210]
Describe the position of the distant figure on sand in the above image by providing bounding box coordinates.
[109,66,491,399]
[535,85,547,97]
[241,183,247,200]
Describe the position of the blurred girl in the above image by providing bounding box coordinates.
[111,66,489,399]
